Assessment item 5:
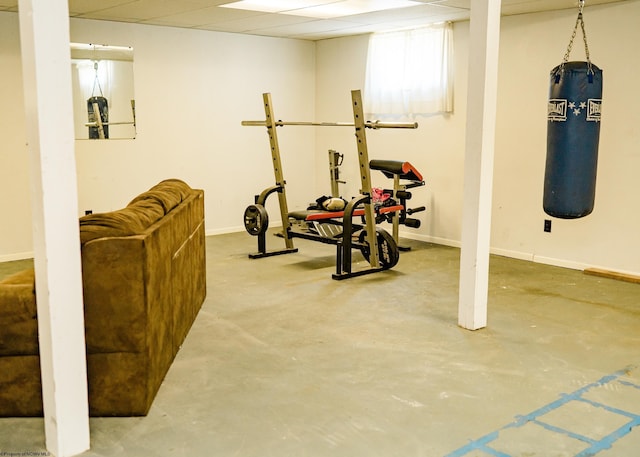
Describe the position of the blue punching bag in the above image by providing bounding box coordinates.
[543,2,602,219]
[544,62,602,218]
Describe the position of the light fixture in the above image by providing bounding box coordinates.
[283,0,421,19]
[219,0,342,14]
[219,0,422,19]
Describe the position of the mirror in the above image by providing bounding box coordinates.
[70,43,136,140]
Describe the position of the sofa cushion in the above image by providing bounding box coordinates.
[128,179,194,214]
[79,199,165,244]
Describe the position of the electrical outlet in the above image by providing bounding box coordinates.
[544,219,552,233]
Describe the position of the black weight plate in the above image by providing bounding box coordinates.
[244,204,268,236]
[358,228,399,269]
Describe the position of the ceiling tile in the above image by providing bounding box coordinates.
[249,18,365,39]
[343,3,468,25]
[198,13,318,33]
[140,5,263,27]
[219,0,341,14]
[501,0,621,15]
[0,0,631,41]
[74,0,209,21]
[68,0,139,16]
[280,0,422,19]
[428,0,469,9]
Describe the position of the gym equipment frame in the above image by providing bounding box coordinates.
[328,149,345,198]
[242,90,417,280]
[370,160,426,251]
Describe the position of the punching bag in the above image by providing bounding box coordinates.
[87,61,109,139]
[87,96,109,139]
[543,2,602,219]
[544,62,602,218]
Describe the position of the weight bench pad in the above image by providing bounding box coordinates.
[370,160,423,182]
[289,205,404,222]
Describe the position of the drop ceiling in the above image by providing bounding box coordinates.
[0,0,628,40]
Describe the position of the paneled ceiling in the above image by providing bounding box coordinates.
[0,0,628,40]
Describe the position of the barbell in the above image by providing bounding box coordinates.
[241,120,418,129]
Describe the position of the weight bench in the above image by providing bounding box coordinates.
[289,204,404,222]
[288,204,405,240]
[242,90,419,280]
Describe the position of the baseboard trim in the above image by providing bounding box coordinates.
[0,252,34,262]
[584,268,640,284]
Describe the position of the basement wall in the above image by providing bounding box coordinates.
[314,1,640,275]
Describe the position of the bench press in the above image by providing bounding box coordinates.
[241,90,418,280]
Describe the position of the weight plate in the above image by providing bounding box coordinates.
[244,204,268,236]
[358,227,399,269]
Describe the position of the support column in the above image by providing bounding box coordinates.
[18,0,90,455]
[458,0,502,330]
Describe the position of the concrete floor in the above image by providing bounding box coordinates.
[1,231,639,456]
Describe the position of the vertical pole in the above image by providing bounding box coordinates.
[91,102,106,139]
[329,150,340,198]
[351,90,379,268]
[263,93,294,249]
[458,0,501,330]
[392,174,400,243]
[18,0,90,455]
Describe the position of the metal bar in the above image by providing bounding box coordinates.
[392,174,400,243]
[241,120,269,126]
[92,101,105,139]
[242,120,418,129]
[85,121,135,126]
[351,89,380,268]
[340,197,358,274]
[130,99,136,127]
[328,149,343,198]
[366,120,419,129]
[262,93,295,250]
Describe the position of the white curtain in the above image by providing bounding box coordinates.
[364,22,453,118]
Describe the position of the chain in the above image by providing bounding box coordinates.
[579,6,591,64]
[560,1,592,74]
[91,61,104,97]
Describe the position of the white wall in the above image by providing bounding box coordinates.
[314,1,640,275]
[0,12,316,262]
[314,30,468,247]
[492,2,640,275]
[0,13,32,260]
[3,1,639,275]
[70,19,317,236]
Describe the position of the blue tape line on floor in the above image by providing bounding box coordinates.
[574,417,640,457]
[619,379,640,390]
[531,418,597,445]
[445,366,640,457]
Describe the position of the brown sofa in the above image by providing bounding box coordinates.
[0,179,206,416]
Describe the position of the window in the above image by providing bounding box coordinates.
[364,22,453,118]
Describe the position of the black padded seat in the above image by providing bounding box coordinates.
[370,160,423,181]
[289,210,325,221]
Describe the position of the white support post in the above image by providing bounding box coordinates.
[18,0,90,455]
[458,0,502,330]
